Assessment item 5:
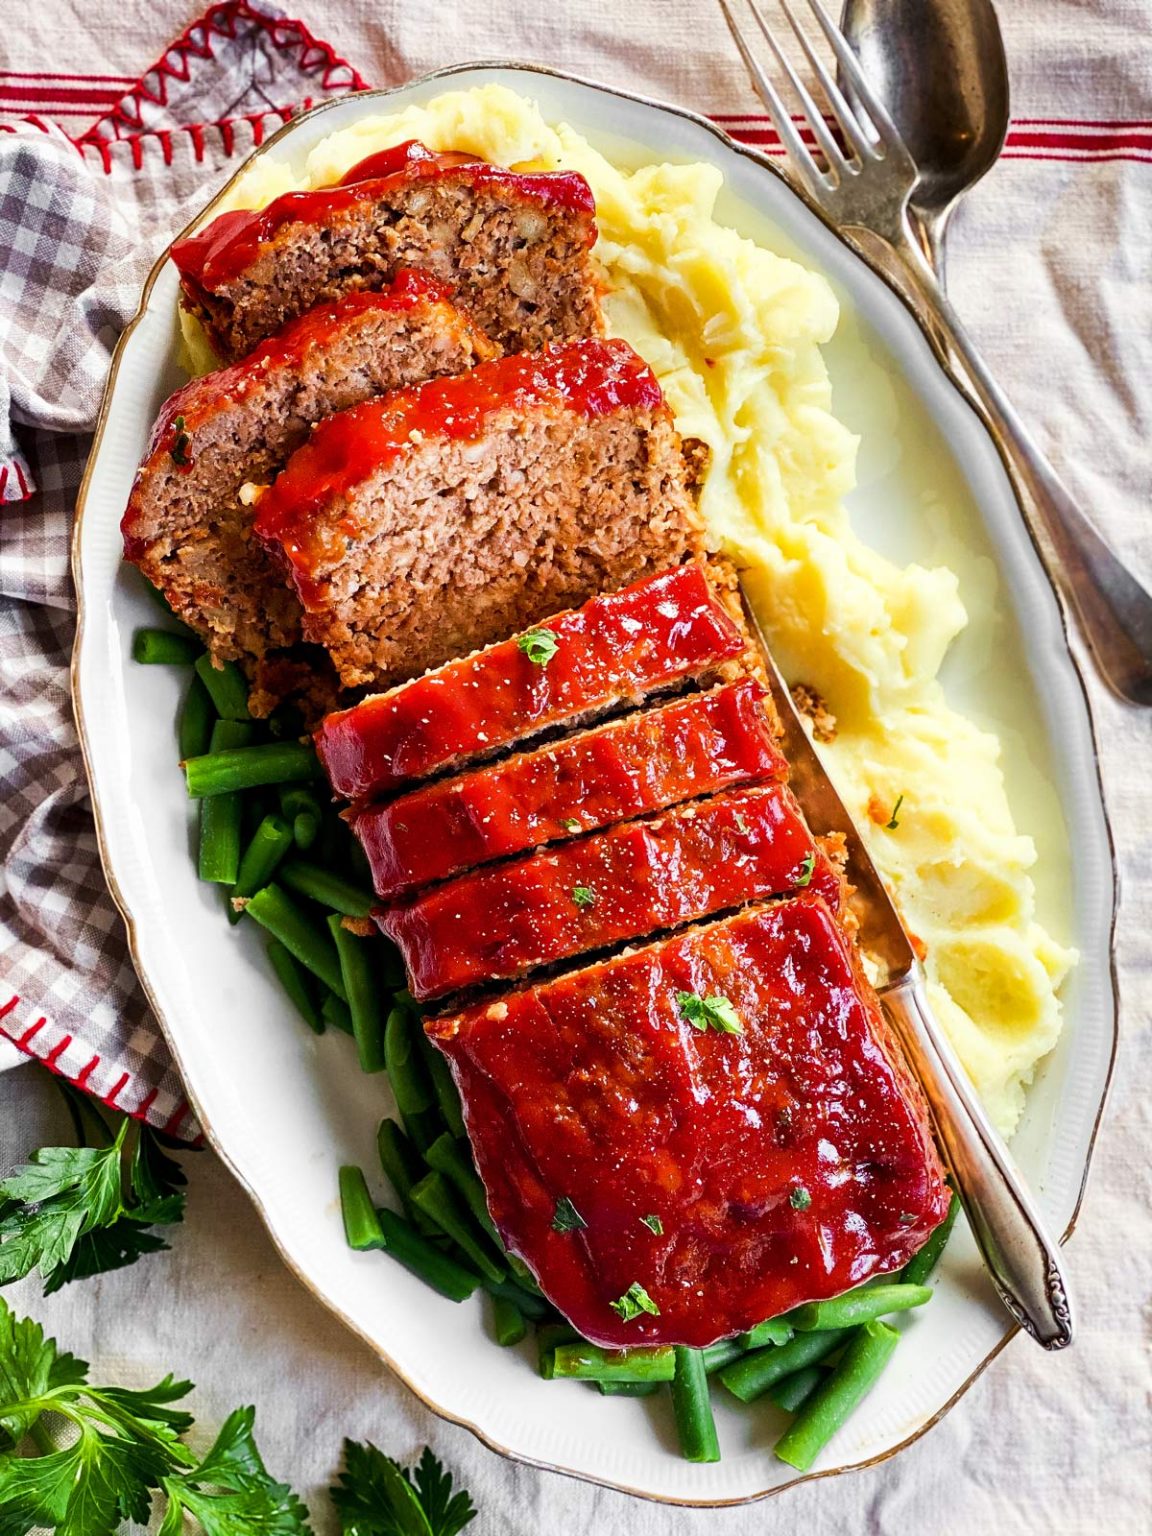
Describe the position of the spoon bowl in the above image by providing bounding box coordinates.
[841,0,1010,265]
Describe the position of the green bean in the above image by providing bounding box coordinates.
[482,1275,553,1323]
[244,883,346,999]
[410,1171,505,1284]
[339,1165,385,1251]
[279,858,376,917]
[701,1339,745,1375]
[492,1294,527,1347]
[327,915,386,1073]
[774,1322,900,1471]
[671,1347,721,1463]
[178,674,216,761]
[376,1118,425,1207]
[229,813,294,924]
[537,1324,580,1380]
[385,1005,439,1151]
[767,1365,826,1413]
[133,627,202,665]
[597,1381,659,1397]
[507,1254,543,1295]
[719,1328,852,1403]
[424,1133,499,1245]
[279,785,323,821]
[322,992,354,1034]
[551,1343,676,1384]
[193,652,251,721]
[418,1032,466,1139]
[375,1207,481,1301]
[376,937,407,991]
[185,742,320,798]
[789,1283,932,1333]
[266,939,323,1034]
[739,1317,794,1350]
[197,720,253,884]
[293,811,321,850]
[902,1192,961,1286]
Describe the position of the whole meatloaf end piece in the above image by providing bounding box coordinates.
[353,678,787,900]
[120,273,495,684]
[427,892,950,1349]
[379,782,841,1001]
[171,140,602,362]
[315,560,748,804]
[254,338,704,694]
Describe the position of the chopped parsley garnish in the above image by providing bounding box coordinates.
[886,793,905,830]
[170,414,192,467]
[551,1197,586,1233]
[572,884,597,909]
[790,1186,813,1211]
[795,851,816,888]
[610,1282,660,1322]
[560,817,582,833]
[676,990,743,1035]
[517,627,559,667]
[640,1214,663,1235]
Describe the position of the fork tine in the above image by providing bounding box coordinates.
[744,0,849,174]
[718,0,829,196]
[803,0,908,151]
[777,0,876,162]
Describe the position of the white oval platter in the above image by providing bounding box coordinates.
[72,63,1117,1506]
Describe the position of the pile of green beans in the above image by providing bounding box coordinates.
[140,620,961,1471]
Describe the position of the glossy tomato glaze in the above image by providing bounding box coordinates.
[170,139,596,293]
[429,893,950,1349]
[380,782,839,1000]
[352,679,787,900]
[253,338,665,604]
[315,562,746,803]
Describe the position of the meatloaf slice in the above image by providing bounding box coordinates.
[121,273,494,683]
[315,560,748,804]
[255,338,704,694]
[427,892,950,1349]
[379,782,839,1001]
[172,140,602,362]
[353,678,786,900]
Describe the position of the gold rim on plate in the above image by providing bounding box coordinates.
[69,61,1120,1507]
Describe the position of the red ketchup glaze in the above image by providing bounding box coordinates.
[428,893,950,1349]
[353,679,787,900]
[314,562,747,804]
[379,782,838,1000]
[170,139,596,292]
[254,338,665,604]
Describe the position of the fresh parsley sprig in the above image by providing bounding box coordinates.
[331,1439,476,1536]
[0,1092,187,1294]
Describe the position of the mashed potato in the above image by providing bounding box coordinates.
[205,84,1073,1135]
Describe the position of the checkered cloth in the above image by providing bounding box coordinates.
[0,1,364,1135]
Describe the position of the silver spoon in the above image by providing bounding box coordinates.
[840,0,1010,280]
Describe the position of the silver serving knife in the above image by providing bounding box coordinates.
[740,587,1074,1349]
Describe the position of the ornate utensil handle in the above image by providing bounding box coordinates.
[881,968,1073,1349]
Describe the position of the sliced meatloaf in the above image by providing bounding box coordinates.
[255,338,704,695]
[121,273,494,686]
[315,560,748,804]
[172,140,602,362]
[428,892,950,1349]
[352,678,787,900]
[378,782,839,1001]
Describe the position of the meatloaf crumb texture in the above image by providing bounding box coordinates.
[352,679,787,899]
[258,339,705,693]
[314,560,748,803]
[121,276,492,674]
[172,146,603,361]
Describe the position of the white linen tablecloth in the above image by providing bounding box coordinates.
[2,1,1150,1531]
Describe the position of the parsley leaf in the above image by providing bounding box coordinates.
[559,818,582,833]
[551,1198,586,1233]
[170,416,192,468]
[571,885,597,909]
[675,991,743,1035]
[516,628,559,667]
[330,1438,476,1536]
[790,1186,813,1211]
[0,1116,187,1294]
[640,1214,663,1235]
[160,1407,310,1536]
[886,794,905,831]
[795,851,816,888]
[0,1303,87,1447]
[609,1282,660,1323]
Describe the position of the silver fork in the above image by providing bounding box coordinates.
[720,0,1152,707]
